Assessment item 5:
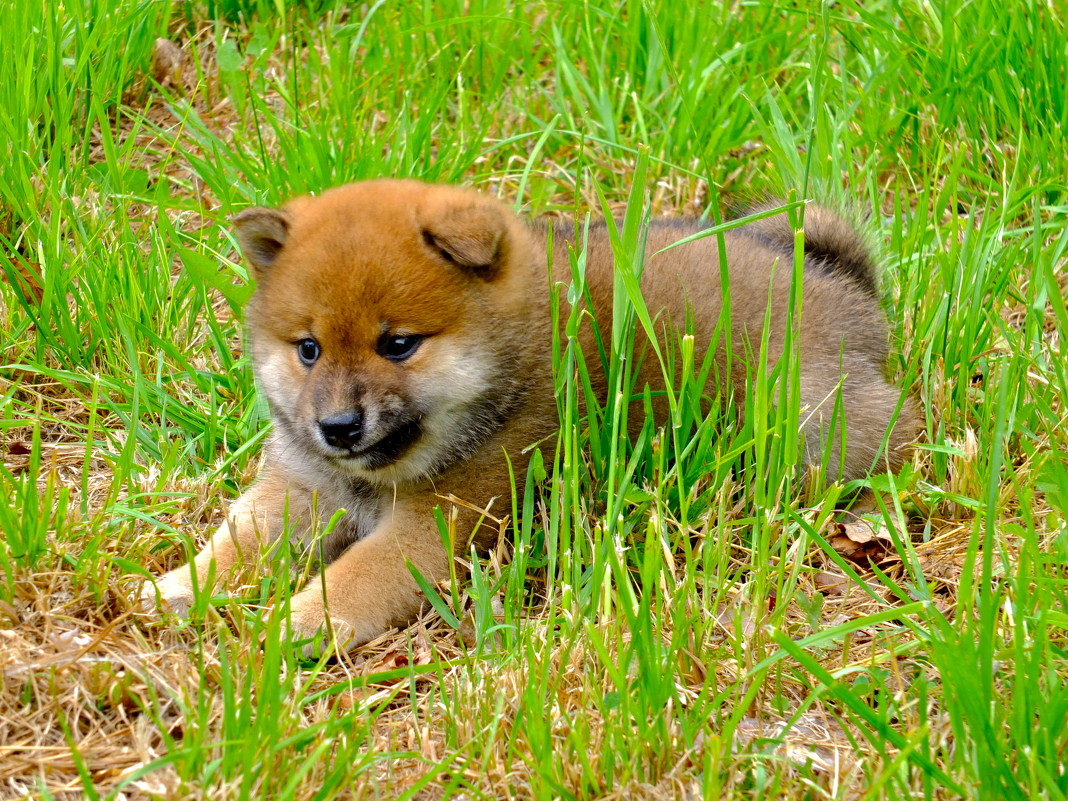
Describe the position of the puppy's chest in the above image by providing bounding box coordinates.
[295,476,386,560]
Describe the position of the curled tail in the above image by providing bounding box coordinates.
[738,201,880,297]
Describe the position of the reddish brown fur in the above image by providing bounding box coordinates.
[144,180,918,653]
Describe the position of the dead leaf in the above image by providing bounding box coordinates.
[361,631,434,684]
[826,517,893,564]
[152,38,184,87]
[331,685,386,712]
[457,613,478,647]
[713,595,757,640]
[51,627,93,650]
[813,571,850,596]
[3,258,45,302]
[734,712,859,778]
[411,630,433,667]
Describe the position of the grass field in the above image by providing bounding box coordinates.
[1,0,1067,798]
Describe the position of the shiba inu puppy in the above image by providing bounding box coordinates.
[144,179,917,653]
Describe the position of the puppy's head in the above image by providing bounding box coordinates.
[235,180,535,485]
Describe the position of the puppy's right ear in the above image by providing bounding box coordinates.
[233,207,291,277]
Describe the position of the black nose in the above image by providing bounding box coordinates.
[319,411,364,451]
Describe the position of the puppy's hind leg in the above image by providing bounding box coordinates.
[799,362,919,486]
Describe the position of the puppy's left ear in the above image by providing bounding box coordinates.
[421,201,508,276]
[233,207,292,278]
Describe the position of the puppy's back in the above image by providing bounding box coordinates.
[538,203,916,479]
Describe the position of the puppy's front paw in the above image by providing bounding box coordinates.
[141,570,196,617]
[287,590,357,657]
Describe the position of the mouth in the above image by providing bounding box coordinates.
[329,418,423,471]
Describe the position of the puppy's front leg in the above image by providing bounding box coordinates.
[143,467,314,616]
[286,493,453,655]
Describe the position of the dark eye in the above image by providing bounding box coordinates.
[296,337,320,366]
[379,334,422,362]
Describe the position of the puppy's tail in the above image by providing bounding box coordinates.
[740,201,879,297]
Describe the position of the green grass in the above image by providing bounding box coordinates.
[1,0,1067,798]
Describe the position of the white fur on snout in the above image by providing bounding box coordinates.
[346,337,496,485]
[351,398,392,448]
